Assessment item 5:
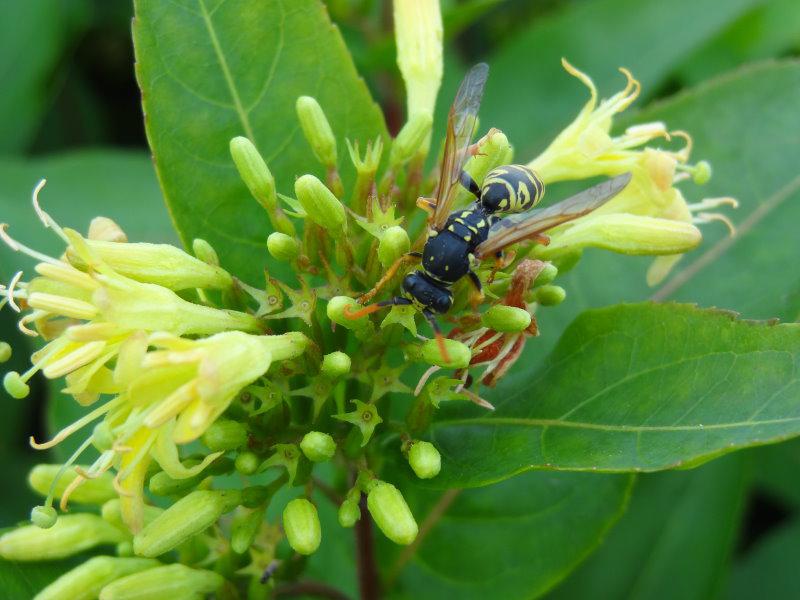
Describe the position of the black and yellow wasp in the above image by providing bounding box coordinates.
[347,63,631,353]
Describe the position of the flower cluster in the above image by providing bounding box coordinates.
[0,3,735,596]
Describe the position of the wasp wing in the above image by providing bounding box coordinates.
[431,63,489,231]
[474,172,632,258]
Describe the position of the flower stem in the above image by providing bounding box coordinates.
[355,494,380,600]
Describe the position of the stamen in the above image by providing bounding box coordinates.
[30,397,118,449]
[59,473,86,512]
[414,365,441,396]
[115,430,156,482]
[0,224,62,265]
[6,271,24,312]
[31,179,69,244]
[670,130,693,162]
[142,380,198,429]
[65,322,124,342]
[561,58,597,107]
[693,212,737,236]
[687,197,739,211]
[18,310,47,337]
[42,434,94,510]
[35,262,98,291]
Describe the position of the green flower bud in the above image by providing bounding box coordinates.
[377,226,411,269]
[333,400,383,447]
[282,498,321,556]
[28,464,116,505]
[295,174,346,237]
[116,541,133,557]
[321,351,351,377]
[532,285,566,306]
[98,564,223,600]
[0,514,126,561]
[235,451,260,476]
[30,505,57,529]
[481,305,532,333]
[191,238,220,266]
[201,419,248,452]
[536,262,558,286]
[92,422,114,452]
[0,342,11,363]
[300,431,336,462]
[267,232,301,262]
[147,470,203,498]
[408,441,441,479]
[338,498,361,528]
[367,482,418,546]
[133,489,240,558]
[408,338,472,369]
[230,136,277,211]
[390,113,433,166]
[3,371,29,398]
[231,505,266,554]
[296,96,338,167]
[34,557,158,600]
[327,296,371,330]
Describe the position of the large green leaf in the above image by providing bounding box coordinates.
[548,453,747,600]
[133,0,388,284]
[0,558,81,600]
[390,471,632,599]
[726,516,800,600]
[431,303,800,486]
[750,438,800,509]
[0,0,88,154]
[481,0,759,161]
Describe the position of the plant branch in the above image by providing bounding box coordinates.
[386,488,461,586]
[355,493,380,600]
[275,581,352,600]
[313,476,343,505]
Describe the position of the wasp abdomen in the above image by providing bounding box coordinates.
[480,164,544,214]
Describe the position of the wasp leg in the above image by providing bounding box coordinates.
[422,309,451,364]
[357,252,421,305]
[467,270,485,308]
[343,296,412,319]
[486,250,516,284]
[459,170,481,199]
[416,197,437,215]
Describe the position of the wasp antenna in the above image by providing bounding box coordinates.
[423,310,451,364]
[342,302,386,319]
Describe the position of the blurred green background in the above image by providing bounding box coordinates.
[1,0,800,597]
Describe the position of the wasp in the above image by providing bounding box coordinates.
[346,63,632,358]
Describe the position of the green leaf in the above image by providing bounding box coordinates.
[750,438,800,509]
[676,0,800,86]
[0,557,81,600]
[133,0,388,284]
[431,303,800,485]
[389,471,632,599]
[726,516,800,600]
[0,0,89,153]
[481,0,760,160]
[548,453,747,600]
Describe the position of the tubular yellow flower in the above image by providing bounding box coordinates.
[393,0,443,155]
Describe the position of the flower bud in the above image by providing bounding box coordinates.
[409,338,472,369]
[101,500,163,533]
[408,441,441,479]
[300,431,336,462]
[230,136,277,211]
[235,451,260,476]
[116,541,133,557]
[3,371,29,398]
[192,238,220,266]
[35,556,158,600]
[231,505,266,554]
[321,351,351,377]
[377,226,411,268]
[296,96,337,167]
[295,174,346,237]
[481,305,532,333]
[30,505,57,529]
[148,470,203,497]
[338,498,360,528]
[267,232,301,262]
[531,285,566,306]
[390,114,433,167]
[98,564,223,600]
[536,263,558,286]
[334,400,383,447]
[394,0,442,125]
[0,341,12,363]
[29,464,116,505]
[367,482,418,545]
[282,498,321,555]
[327,296,371,330]
[202,419,248,452]
[0,514,126,561]
[133,489,240,557]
